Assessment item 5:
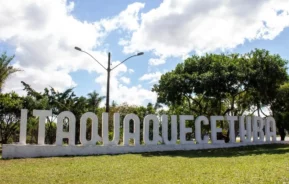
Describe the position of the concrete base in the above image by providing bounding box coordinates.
[3,141,289,159]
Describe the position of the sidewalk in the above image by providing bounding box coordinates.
[276,136,289,141]
[235,136,289,142]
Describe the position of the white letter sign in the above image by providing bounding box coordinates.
[2,110,283,159]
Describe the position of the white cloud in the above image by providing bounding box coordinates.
[139,72,162,84]
[120,77,130,84]
[0,0,155,106]
[4,65,77,96]
[128,69,135,73]
[0,0,106,93]
[121,0,289,57]
[66,1,74,12]
[99,2,145,32]
[95,67,156,106]
[112,84,156,106]
[5,0,289,107]
[148,58,166,66]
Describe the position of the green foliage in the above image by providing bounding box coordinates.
[246,49,288,105]
[17,81,161,145]
[0,92,23,144]
[26,117,38,144]
[153,49,288,117]
[21,81,92,144]
[272,82,289,132]
[153,49,288,140]
[87,90,105,113]
[0,52,21,93]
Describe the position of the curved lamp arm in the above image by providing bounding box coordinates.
[111,52,144,71]
[75,46,143,71]
[74,47,107,71]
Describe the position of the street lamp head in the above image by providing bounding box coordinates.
[137,52,144,56]
[74,46,82,51]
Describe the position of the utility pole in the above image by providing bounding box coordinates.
[106,52,111,113]
[74,46,143,113]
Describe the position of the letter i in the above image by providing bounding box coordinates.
[19,109,28,145]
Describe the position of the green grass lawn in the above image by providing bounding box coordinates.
[0,144,289,184]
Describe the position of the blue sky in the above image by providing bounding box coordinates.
[1,0,289,106]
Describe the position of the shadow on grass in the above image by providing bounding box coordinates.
[141,144,289,158]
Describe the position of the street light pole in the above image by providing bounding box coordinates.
[106,52,111,113]
[74,47,143,113]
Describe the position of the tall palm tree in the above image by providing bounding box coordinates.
[0,53,20,93]
[87,90,105,113]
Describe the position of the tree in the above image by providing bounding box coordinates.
[146,103,155,114]
[26,117,39,144]
[152,53,246,116]
[245,49,288,116]
[153,49,288,116]
[153,49,288,141]
[111,100,117,108]
[0,92,22,144]
[22,82,57,144]
[271,83,289,140]
[21,81,90,144]
[87,91,105,113]
[0,52,21,93]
